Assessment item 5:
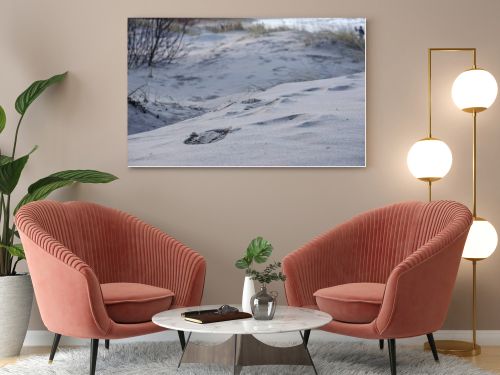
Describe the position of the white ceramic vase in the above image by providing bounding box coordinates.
[0,274,34,358]
[241,275,255,313]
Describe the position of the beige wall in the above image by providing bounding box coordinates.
[2,0,500,331]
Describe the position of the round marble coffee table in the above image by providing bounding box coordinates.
[153,305,331,374]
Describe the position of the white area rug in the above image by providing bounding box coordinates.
[0,341,494,374]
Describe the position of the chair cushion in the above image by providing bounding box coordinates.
[101,283,174,324]
[313,283,385,324]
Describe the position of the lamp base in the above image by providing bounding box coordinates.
[424,340,481,357]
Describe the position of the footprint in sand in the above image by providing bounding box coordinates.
[241,98,261,104]
[253,114,303,126]
[306,54,332,63]
[282,93,307,98]
[297,114,338,128]
[298,120,321,128]
[303,87,321,92]
[241,98,279,111]
[184,127,240,145]
[328,85,353,91]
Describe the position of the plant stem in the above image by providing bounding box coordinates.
[11,258,21,275]
[9,221,18,272]
[0,251,3,277]
[10,223,16,242]
[11,114,24,159]
[2,113,24,276]
[2,194,11,274]
[0,194,3,274]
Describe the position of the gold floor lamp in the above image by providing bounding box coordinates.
[407,48,498,356]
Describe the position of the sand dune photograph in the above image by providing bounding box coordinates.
[127,18,366,167]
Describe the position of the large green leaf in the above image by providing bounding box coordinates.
[15,72,67,115]
[246,236,273,264]
[51,169,117,183]
[14,169,118,213]
[0,155,13,166]
[28,170,117,193]
[235,258,250,269]
[16,180,73,211]
[0,244,25,260]
[0,105,5,134]
[0,150,35,194]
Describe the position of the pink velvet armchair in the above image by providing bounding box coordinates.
[16,200,206,375]
[283,200,472,375]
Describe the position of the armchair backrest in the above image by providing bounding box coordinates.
[16,200,132,283]
[283,200,472,308]
[343,200,470,284]
[340,201,422,284]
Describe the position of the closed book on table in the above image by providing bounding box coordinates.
[183,311,252,324]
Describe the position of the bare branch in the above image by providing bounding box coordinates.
[128,18,193,72]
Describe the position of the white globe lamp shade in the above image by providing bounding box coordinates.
[407,138,453,181]
[462,218,498,259]
[452,69,498,113]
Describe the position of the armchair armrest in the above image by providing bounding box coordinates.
[376,227,470,338]
[17,229,111,339]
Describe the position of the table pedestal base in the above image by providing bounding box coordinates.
[178,332,317,374]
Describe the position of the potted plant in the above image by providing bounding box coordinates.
[0,72,117,358]
[235,237,286,318]
[235,237,273,313]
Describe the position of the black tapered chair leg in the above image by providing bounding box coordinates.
[303,329,311,347]
[388,339,396,375]
[105,339,110,350]
[48,333,62,363]
[379,339,384,350]
[426,333,439,362]
[90,339,99,375]
[177,330,186,350]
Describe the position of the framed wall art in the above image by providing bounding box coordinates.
[128,18,366,167]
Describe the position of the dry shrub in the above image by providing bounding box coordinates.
[245,23,290,36]
[205,20,245,33]
[303,28,365,51]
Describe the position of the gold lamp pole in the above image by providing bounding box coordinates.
[462,107,481,356]
[419,48,498,357]
[452,50,498,355]
[407,49,453,200]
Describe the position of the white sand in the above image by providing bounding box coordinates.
[128,24,365,167]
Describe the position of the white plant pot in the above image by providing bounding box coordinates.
[0,274,33,358]
[241,276,255,313]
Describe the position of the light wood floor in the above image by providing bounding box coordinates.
[2,345,500,372]
[466,346,500,373]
